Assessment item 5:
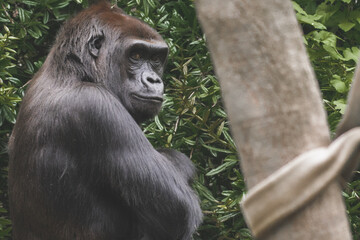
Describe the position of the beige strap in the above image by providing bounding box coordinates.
[241,127,360,237]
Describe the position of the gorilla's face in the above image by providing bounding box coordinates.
[118,38,168,123]
[87,17,168,124]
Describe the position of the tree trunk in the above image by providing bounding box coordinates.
[195,0,352,239]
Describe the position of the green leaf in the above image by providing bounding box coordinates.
[296,14,326,30]
[54,1,70,9]
[7,77,21,85]
[323,45,344,60]
[218,212,240,222]
[201,144,233,154]
[310,30,337,47]
[223,130,236,150]
[28,28,40,39]
[330,75,347,93]
[43,11,49,24]
[333,99,347,114]
[206,160,237,176]
[0,17,10,23]
[343,47,360,62]
[154,116,163,130]
[18,8,26,22]
[19,28,26,38]
[25,60,34,73]
[147,0,156,8]
[183,138,195,146]
[292,1,307,15]
[338,21,356,32]
[193,181,218,203]
[316,2,340,22]
[22,0,38,6]
[216,121,224,136]
[215,108,227,118]
[143,0,150,16]
[2,106,16,124]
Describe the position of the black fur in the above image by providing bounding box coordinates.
[8,2,202,240]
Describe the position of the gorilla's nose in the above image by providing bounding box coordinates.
[141,71,163,93]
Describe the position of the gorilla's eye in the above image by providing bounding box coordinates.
[152,55,161,63]
[94,38,102,49]
[131,53,142,60]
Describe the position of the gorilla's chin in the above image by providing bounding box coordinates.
[129,98,162,123]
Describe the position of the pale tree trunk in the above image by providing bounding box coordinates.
[196,0,352,239]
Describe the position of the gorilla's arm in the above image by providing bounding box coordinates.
[157,148,196,183]
[57,84,201,240]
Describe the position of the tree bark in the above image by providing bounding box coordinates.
[196,0,352,239]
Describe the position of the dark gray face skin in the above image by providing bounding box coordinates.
[116,39,168,123]
[88,34,168,123]
[8,2,202,240]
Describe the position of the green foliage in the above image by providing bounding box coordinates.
[1,0,360,239]
[293,0,360,132]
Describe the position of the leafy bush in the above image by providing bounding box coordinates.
[1,0,360,239]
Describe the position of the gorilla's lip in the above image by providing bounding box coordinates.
[132,94,164,103]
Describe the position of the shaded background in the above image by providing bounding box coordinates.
[1,0,360,239]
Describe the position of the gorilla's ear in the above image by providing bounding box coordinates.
[88,34,104,58]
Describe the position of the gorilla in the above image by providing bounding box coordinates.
[8,2,202,240]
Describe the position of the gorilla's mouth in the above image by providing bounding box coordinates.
[132,94,163,103]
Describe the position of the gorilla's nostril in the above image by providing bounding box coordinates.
[147,76,160,84]
[142,72,162,86]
